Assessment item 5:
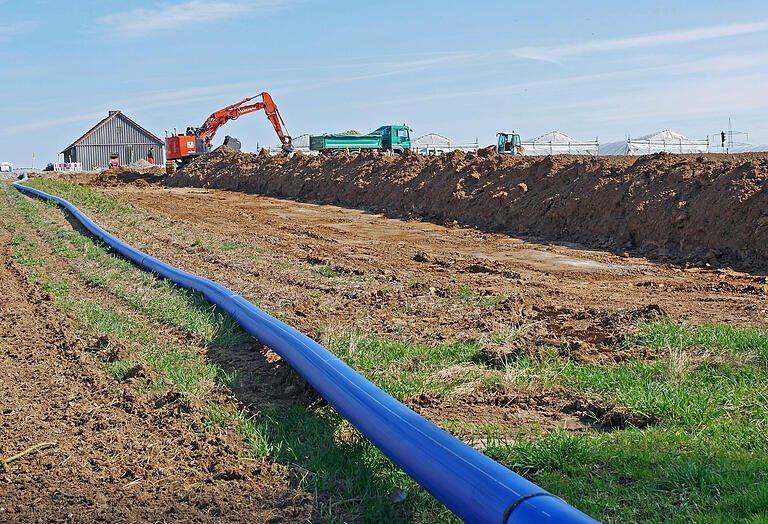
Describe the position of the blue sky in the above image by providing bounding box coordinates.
[2,0,768,166]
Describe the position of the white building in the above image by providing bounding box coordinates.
[521,131,598,156]
[412,133,479,155]
[600,130,709,155]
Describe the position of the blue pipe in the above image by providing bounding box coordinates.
[13,174,598,524]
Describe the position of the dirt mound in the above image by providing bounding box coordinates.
[92,165,167,186]
[46,165,166,187]
[166,148,768,271]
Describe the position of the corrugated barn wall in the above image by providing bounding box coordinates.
[62,111,164,170]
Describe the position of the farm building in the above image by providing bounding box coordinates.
[61,111,164,170]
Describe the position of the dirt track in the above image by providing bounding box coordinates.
[95,184,768,358]
[29,169,768,434]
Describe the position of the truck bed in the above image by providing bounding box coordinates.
[309,134,382,151]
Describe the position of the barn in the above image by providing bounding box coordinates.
[61,111,164,170]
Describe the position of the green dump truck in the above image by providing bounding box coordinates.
[310,125,411,154]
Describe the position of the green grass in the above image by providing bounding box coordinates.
[219,240,240,250]
[4,182,453,521]
[9,234,46,266]
[2,182,248,396]
[631,319,768,366]
[484,427,768,523]
[310,264,338,278]
[23,178,130,215]
[456,285,508,307]
[68,297,232,395]
[10,233,26,246]
[41,277,71,297]
[203,402,457,523]
[325,329,484,400]
[41,223,253,349]
[105,358,134,381]
[479,320,768,522]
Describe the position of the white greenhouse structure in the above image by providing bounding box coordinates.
[600,130,710,155]
[521,131,599,156]
[412,133,479,155]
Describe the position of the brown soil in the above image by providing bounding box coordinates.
[158,148,768,272]
[16,151,768,512]
[0,227,320,522]
[30,172,762,433]
[405,390,656,437]
[92,184,768,342]
[51,166,166,187]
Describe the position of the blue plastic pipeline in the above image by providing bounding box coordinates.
[13,173,598,524]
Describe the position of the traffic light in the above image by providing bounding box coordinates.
[721,131,726,147]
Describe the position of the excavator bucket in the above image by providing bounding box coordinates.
[223,135,242,150]
[280,135,294,153]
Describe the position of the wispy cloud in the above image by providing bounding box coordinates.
[95,0,295,38]
[0,78,301,138]
[0,20,38,36]
[512,21,768,62]
[376,49,768,109]
[0,112,106,138]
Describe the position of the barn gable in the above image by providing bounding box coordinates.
[61,111,164,170]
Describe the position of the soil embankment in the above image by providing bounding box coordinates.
[162,148,768,271]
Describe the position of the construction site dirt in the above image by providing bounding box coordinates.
[44,176,760,432]
[155,148,768,272]
[86,181,768,343]
[45,150,768,411]
[14,151,768,521]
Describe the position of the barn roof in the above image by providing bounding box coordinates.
[61,111,163,153]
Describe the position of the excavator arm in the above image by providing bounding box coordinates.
[192,92,293,152]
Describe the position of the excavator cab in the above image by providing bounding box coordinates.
[497,132,524,155]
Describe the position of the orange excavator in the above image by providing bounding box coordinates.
[165,92,292,171]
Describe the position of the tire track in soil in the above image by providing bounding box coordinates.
[0,226,320,523]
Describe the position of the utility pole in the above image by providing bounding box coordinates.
[728,117,732,153]
[717,117,748,154]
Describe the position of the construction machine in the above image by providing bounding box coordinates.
[497,132,525,155]
[165,92,292,171]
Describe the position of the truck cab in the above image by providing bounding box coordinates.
[372,125,411,154]
[497,132,524,155]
